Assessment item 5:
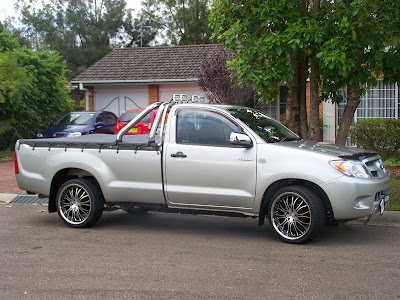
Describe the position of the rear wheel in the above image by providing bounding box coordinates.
[268,186,325,244]
[56,178,104,228]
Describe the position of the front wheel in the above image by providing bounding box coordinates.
[268,186,325,244]
[56,178,104,228]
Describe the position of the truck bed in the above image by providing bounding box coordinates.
[17,134,160,151]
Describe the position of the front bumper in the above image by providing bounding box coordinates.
[321,175,391,221]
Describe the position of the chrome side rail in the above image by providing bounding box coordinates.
[116,102,162,142]
[149,102,169,143]
[157,102,174,147]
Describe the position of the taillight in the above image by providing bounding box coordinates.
[14,150,19,174]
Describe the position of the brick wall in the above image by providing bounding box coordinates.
[88,86,95,111]
[149,85,159,104]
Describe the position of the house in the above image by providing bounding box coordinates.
[258,81,399,144]
[72,44,399,143]
[71,44,222,116]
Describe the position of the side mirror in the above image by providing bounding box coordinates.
[95,121,104,128]
[230,132,253,148]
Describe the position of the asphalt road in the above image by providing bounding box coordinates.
[1,205,399,300]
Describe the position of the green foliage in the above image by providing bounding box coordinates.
[0,30,75,149]
[0,22,20,52]
[388,178,400,211]
[210,0,312,102]
[349,119,400,159]
[384,153,400,167]
[210,0,400,143]
[0,150,13,162]
[210,0,400,104]
[142,0,213,45]
[18,0,137,79]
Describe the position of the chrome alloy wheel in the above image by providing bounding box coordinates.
[271,192,312,241]
[58,183,92,225]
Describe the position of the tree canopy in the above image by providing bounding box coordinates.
[17,0,140,79]
[142,0,214,45]
[197,46,255,106]
[210,0,400,144]
[0,23,74,149]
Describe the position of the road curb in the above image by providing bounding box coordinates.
[0,193,18,204]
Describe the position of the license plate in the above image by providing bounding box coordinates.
[129,127,138,133]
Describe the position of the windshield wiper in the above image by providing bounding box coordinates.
[281,137,302,142]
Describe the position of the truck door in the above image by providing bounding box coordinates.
[164,108,257,209]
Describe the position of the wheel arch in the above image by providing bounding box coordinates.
[48,168,104,213]
[258,178,334,226]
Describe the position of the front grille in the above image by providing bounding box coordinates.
[363,156,386,178]
[375,189,390,202]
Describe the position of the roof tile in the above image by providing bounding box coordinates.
[72,44,223,83]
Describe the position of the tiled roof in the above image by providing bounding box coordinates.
[71,44,223,84]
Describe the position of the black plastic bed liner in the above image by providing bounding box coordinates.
[17,134,160,152]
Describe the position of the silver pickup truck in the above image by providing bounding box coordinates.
[15,102,390,243]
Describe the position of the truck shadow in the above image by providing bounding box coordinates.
[92,210,391,246]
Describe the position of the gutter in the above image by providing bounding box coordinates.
[70,78,199,86]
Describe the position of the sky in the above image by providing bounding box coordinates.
[0,0,142,22]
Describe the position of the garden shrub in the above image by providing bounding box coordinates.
[349,118,400,160]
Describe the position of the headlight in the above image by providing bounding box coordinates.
[37,133,43,138]
[330,160,371,178]
[67,132,82,138]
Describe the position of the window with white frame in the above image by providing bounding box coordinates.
[258,86,288,122]
[337,80,399,126]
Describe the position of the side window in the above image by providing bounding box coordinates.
[176,109,241,146]
[106,113,117,125]
[95,113,105,124]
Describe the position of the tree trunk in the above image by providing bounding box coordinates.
[308,0,322,142]
[336,85,361,145]
[286,54,301,136]
[309,59,322,141]
[299,56,309,139]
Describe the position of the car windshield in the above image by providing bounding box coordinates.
[56,113,95,126]
[227,108,301,143]
[120,110,151,123]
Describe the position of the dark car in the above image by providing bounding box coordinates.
[37,111,117,138]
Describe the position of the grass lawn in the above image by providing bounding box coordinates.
[384,153,400,166]
[385,155,400,211]
[388,178,400,211]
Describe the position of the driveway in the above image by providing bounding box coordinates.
[0,161,25,194]
[1,206,399,299]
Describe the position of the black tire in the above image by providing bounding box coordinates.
[56,178,104,228]
[268,185,325,244]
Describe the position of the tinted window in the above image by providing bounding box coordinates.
[106,113,117,125]
[227,108,300,143]
[176,109,241,146]
[56,113,95,125]
[95,113,105,123]
[120,110,151,123]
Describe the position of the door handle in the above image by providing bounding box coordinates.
[171,152,187,158]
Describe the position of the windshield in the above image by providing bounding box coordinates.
[56,113,95,126]
[120,110,151,123]
[227,108,301,143]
